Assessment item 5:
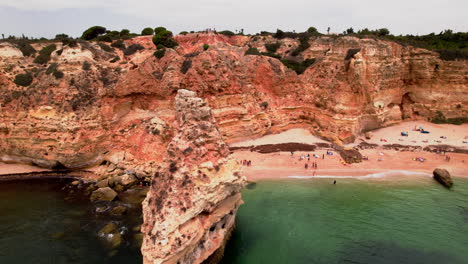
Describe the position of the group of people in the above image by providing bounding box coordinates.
[304,161,319,170]
[241,160,252,166]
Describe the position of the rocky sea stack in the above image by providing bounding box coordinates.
[433,168,453,188]
[141,90,246,263]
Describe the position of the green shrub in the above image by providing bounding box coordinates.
[265,42,281,53]
[46,63,58,75]
[152,27,178,48]
[62,38,78,47]
[97,43,114,52]
[179,31,189,35]
[111,40,125,50]
[153,48,166,59]
[96,35,113,42]
[141,27,154,35]
[281,58,315,74]
[260,101,269,109]
[12,39,36,57]
[82,61,91,70]
[219,30,235,37]
[81,26,106,40]
[291,36,310,56]
[14,72,33,86]
[54,34,69,40]
[307,27,320,35]
[203,44,210,51]
[53,69,64,79]
[120,29,130,37]
[123,44,144,56]
[33,44,56,64]
[245,47,260,55]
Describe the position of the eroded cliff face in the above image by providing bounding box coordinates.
[0,31,466,263]
[1,33,466,170]
[141,89,245,263]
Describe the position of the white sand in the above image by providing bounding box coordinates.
[351,121,468,149]
[230,128,329,147]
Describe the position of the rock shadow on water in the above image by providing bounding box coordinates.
[326,240,466,264]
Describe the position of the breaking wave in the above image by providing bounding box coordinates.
[287,170,431,179]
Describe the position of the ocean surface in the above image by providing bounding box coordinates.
[1,175,467,264]
[223,175,468,264]
[0,179,142,264]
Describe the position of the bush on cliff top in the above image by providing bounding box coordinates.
[33,44,56,64]
[152,27,178,49]
[141,27,154,36]
[219,30,235,37]
[81,26,107,40]
[14,72,33,86]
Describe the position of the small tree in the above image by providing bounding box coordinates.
[120,29,130,37]
[345,28,354,34]
[141,27,154,35]
[307,27,319,35]
[81,26,106,40]
[154,48,166,59]
[203,44,209,51]
[219,30,235,36]
[152,27,178,48]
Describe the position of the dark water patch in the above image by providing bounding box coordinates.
[0,178,142,264]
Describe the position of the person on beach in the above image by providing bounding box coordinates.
[333,180,336,184]
[322,154,325,159]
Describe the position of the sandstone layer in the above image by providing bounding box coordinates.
[141,89,245,263]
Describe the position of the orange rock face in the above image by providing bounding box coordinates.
[0,32,466,262]
[141,89,245,263]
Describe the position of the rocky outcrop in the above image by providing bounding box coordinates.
[141,90,245,264]
[433,168,454,188]
[90,187,118,201]
[0,34,466,171]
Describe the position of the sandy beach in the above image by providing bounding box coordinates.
[231,122,468,181]
[0,162,49,175]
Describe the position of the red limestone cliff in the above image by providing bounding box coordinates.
[141,89,245,263]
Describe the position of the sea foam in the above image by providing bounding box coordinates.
[287,170,431,179]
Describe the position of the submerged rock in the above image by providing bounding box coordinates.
[90,187,118,201]
[111,205,127,216]
[118,188,148,204]
[433,168,453,188]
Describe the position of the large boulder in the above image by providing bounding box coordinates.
[433,168,453,188]
[90,187,118,201]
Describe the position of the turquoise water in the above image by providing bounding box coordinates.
[0,179,142,264]
[223,176,468,264]
[2,177,467,264]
